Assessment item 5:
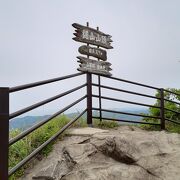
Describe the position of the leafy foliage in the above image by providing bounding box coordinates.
[142,88,180,132]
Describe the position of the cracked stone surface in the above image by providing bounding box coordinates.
[20,126,180,180]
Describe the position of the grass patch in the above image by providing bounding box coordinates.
[71,117,119,129]
[165,122,180,133]
[140,119,161,131]
[93,118,119,129]
[9,115,70,180]
[140,119,180,133]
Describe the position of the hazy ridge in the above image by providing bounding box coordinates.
[10,108,149,130]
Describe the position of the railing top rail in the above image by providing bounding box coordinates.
[92,94,161,109]
[165,118,180,125]
[92,107,160,120]
[92,83,159,100]
[165,108,180,115]
[163,89,180,96]
[92,116,161,126]
[164,98,180,106]
[9,72,84,93]
[9,83,87,119]
[91,73,160,90]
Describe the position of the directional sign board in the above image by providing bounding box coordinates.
[72,23,113,49]
[72,23,113,76]
[78,45,107,61]
[77,56,112,76]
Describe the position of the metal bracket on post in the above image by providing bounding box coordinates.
[160,88,165,130]
[0,87,9,180]
[86,73,92,127]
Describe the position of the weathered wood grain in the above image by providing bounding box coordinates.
[77,56,112,76]
[72,23,113,49]
[78,45,107,61]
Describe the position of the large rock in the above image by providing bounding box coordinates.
[23,126,180,180]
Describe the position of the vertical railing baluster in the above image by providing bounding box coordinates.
[160,88,165,130]
[98,75,102,122]
[87,73,92,126]
[0,87,9,180]
[96,26,102,122]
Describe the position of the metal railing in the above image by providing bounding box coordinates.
[91,73,180,130]
[92,73,180,129]
[91,74,161,127]
[0,72,179,179]
[0,72,88,179]
[163,89,180,124]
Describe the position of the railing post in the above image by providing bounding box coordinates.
[86,73,92,126]
[160,88,165,130]
[0,87,9,180]
[98,75,102,122]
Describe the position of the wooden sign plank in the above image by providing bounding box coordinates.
[72,23,113,49]
[77,56,112,76]
[78,45,107,61]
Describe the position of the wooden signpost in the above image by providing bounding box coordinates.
[72,23,113,49]
[77,56,112,76]
[72,22,113,76]
[78,45,107,61]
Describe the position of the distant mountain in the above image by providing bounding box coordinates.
[10,115,50,131]
[10,108,149,131]
[93,108,149,122]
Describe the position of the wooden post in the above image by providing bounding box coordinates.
[98,75,102,122]
[97,26,102,122]
[86,22,92,126]
[87,73,92,126]
[0,87,9,180]
[86,22,89,59]
[160,88,165,130]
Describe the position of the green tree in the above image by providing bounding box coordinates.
[142,88,180,132]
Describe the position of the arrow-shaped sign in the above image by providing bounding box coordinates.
[78,45,107,61]
[72,23,113,49]
[77,56,112,76]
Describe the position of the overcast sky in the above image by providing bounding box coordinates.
[0,0,179,115]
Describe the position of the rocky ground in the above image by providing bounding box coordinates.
[21,126,180,180]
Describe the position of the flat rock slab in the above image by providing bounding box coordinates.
[20,126,180,180]
[68,127,109,136]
